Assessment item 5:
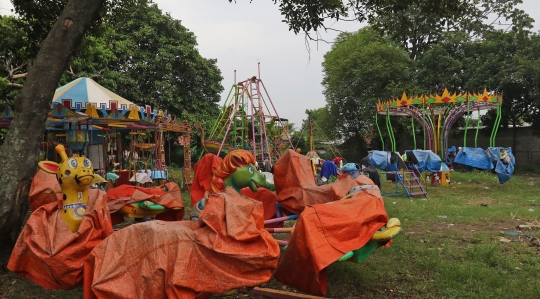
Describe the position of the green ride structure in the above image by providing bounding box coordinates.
[375,88,503,162]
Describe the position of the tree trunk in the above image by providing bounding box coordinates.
[0,0,104,265]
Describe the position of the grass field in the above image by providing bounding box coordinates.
[1,170,539,299]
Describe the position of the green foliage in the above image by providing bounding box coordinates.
[0,15,30,104]
[4,2,223,123]
[0,77,8,90]
[247,0,472,39]
[9,0,147,56]
[322,27,413,146]
[368,0,531,59]
[289,130,309,153]
[63,3,223,121]
[307,0,540,155]
[302,107,339,141]
[414,31,473,93]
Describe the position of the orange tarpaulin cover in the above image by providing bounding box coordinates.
[241,187,283,228]
[240,187,277,220]
[28,169,61,211]
[106,182,185,221]
[8,189,113,290]
[190,153,222,207]
[274,149,381,214]
[273,192,388,295]
[84,188,280,299]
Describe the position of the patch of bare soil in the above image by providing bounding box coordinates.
[406,220,540,252]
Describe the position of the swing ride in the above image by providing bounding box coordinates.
[376,88,515,184]
[198,64,294,171]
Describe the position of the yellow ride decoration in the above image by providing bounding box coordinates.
[38,144,106,232]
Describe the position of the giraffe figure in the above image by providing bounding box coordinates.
[38,144,104,232]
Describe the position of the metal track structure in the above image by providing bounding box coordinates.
[207,72,294,169]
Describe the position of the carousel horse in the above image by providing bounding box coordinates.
[190,150,267,221]
[38,144,106,232]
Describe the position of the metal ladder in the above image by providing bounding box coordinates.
[397,169,428,199]
[249,77,267,165]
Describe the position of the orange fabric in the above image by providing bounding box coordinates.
[84,188,280,299]
[240,187,277,220]
[106,182,185,221]
[190,153,222,206]
[240,187,283,228]
[28,169,61,211]
[8,189,113,290]
[273,191,388,295]
[353,174,384,201]
[274,150,375,214]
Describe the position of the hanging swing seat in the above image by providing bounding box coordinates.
[487,147,515,184]
[133,142,156,151]
[454,147,515,184]
[454,147,493,171]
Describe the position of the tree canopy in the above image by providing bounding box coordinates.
[319,0,539,157]
[322,27,413,140]
[1,1,223,125]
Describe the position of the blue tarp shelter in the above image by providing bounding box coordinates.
[369,151,400,172]
[405,150,442,173]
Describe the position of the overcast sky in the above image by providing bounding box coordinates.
[1,0,539,128]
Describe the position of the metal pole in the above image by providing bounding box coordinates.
[309,118,313,152]
[217,86,245,157]
[411,117,416,149]
[475,108,481,148]
[375,112,384,151]
[464,94,470,148]
[259,80,294,149]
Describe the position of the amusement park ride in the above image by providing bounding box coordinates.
[376,88,503,161]
[197,64,294,171]
[4,72,405,299]
[0,77,194,187]
[374,88,514,186]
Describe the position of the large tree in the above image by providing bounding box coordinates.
[65,3,223,123]
[368,0,533,59]
[473,30,540,152]
[0,0,105,262]
[322,27,413,146]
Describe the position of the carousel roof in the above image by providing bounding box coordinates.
[53,77,136,111]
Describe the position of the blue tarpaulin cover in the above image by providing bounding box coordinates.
[487,147,515,184]
[320,160,338,179]
[454,147,494,170]
[405,150,442,173]
[369,151,399,172]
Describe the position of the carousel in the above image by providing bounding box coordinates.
[2,77,193,187]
